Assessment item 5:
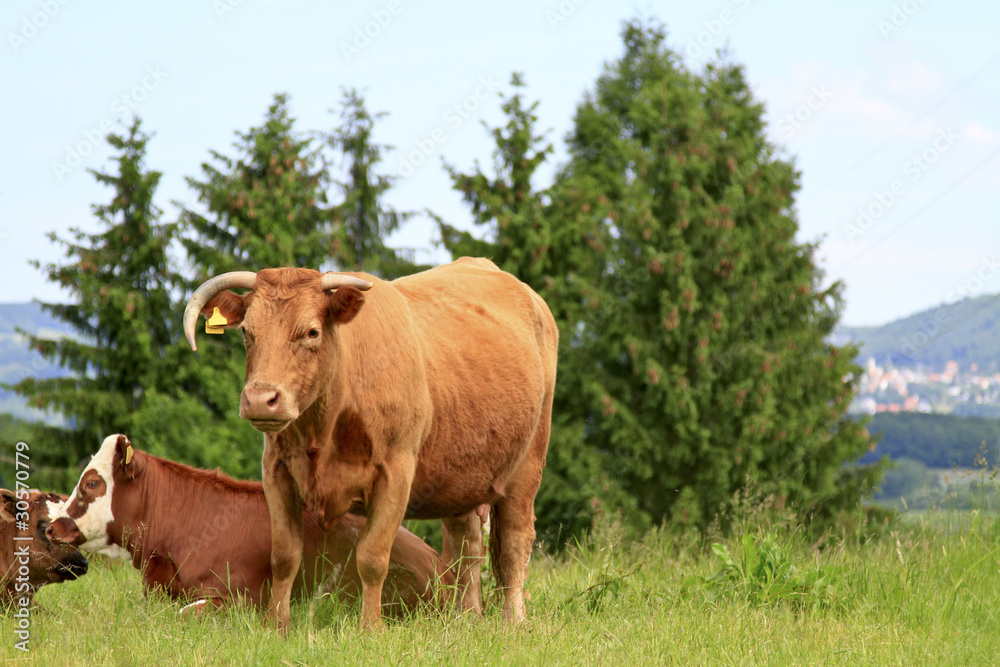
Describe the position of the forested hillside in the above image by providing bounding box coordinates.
[863,412,1000,468]
[0,302,72,422]
[840,293,1000,370]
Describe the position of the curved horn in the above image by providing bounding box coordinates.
[182,271,258,352]
[320,273,374,292]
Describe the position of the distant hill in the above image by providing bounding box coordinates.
[838,293,1000,371]
[0,302,73,422]
[5,292,1000,421]
[860,412,1000,468]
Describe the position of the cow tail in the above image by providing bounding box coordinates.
[488,501,505,595]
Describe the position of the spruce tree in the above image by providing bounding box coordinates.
[557,22,877,528]
[441,74,555,283]
[441,75,643,542]
[445,25,878,537]
[326,88,420,279]
[10,118,177,456]
[139,92,422,478]
[167,93,337,477]
[180,93,334,275]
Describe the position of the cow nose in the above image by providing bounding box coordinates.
[59,552,89,579]
[241,385,283,418]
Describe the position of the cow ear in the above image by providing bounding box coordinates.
[115,434,141,481]
[327,287,364,325]
[0,489,17,521]
[201,291,249,329]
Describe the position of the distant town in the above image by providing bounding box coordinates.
[850,359,1000,418]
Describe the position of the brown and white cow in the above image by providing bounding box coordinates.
[182,257,558,630]
[47,434,454,616]
[1,489,88,609]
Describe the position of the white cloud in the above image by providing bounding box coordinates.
[828,87,905,124]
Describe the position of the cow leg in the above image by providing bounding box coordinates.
[491,481,538,624]
[493,417,549,624]
[262,444,303,634]
[441,511,484,614]
[355,453,416,630]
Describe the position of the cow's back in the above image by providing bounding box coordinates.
[355,257,558,518]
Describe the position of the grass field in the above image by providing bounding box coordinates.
[3,506,1000,666]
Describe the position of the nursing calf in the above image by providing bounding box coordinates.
[47,435,452,615]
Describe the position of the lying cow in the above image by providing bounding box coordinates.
[1,489,88,609]
[47,434,453,616]
[183,257,558,630]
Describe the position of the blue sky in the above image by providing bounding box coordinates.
[2,0,997,327]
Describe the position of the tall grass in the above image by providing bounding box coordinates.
[3,501,1000,665]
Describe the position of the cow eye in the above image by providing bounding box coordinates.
[86,479,99,489]
[307,329,320,339]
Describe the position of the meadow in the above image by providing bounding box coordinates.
[3,504,1000,666]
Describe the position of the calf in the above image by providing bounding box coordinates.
[47,435,452,616]
[1,489,88,609]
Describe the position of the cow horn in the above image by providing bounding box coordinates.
[320,273,374,292]
[182,271,258,351]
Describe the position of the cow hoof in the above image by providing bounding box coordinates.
[358,613,385,632]
[265,608,292,636]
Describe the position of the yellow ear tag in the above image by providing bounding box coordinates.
[206,307,228,334]
[125,445,134,465]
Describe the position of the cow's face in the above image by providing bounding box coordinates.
[46,434,137,560]
[1,489,89,585]
[199,268,365,433]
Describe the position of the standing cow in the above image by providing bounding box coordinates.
[183,257,557,630]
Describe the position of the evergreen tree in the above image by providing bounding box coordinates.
[441,73,556,284]
[7,93,431,484]
[326,88,420,279]
[10,119,177,459]
[143,92,421,478]
[558,22,877,528]
[441,74,643,542]
[180,93,334,275]
[445,25,879,538]
[168,93,339,478]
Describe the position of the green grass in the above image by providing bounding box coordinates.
[3,510,1000,665]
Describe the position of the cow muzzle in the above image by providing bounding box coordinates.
[240,383,298,432]
[46,517,85,547]
[52,552,89,580]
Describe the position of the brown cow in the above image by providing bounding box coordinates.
[182,257,558,630]
[47,434,453,616]
[1,489,88,610]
